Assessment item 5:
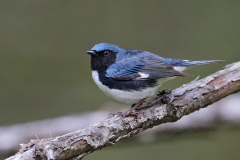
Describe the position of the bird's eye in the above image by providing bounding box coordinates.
[103,50,109,56]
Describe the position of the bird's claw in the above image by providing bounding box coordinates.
[122,98,147,117]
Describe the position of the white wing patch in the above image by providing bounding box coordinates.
[136,72,149,79]
[173,66,187,72]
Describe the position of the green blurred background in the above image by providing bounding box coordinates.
[0,0,240,159]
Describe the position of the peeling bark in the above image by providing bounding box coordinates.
[6,61,240,160]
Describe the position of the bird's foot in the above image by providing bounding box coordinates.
[157,89,172,104]
[136,89,173,110]
[123,98,147,117]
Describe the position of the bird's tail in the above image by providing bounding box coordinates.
[182,60,224,66]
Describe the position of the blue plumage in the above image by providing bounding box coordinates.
[87,43,223,105]
[92,43,122,54]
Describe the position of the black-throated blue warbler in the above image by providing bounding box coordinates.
[86,43,222,114]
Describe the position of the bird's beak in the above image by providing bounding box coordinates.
[86,50,96,56]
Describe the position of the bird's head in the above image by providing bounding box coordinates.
[86,43,121,72]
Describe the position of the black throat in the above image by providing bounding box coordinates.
[90,50,116,73]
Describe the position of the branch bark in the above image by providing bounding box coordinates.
[6,61,240,160]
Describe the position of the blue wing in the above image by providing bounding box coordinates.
[106,55,189,81]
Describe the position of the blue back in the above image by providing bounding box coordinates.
[91,43,222,80]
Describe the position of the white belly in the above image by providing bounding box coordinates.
[92,71,159,104]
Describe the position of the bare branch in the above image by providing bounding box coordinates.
[0,111,109,156]
[1,92,240,158]
[6,61,240,160]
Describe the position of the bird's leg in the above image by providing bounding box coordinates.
[124,98,147,116]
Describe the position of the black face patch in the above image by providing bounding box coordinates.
[91,50,117,73]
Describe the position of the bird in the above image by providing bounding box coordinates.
[86,43,223,114]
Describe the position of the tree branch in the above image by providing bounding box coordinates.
[2,91,240,158]
[6,61,240,160]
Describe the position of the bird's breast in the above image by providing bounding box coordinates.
[91,71,159,104]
